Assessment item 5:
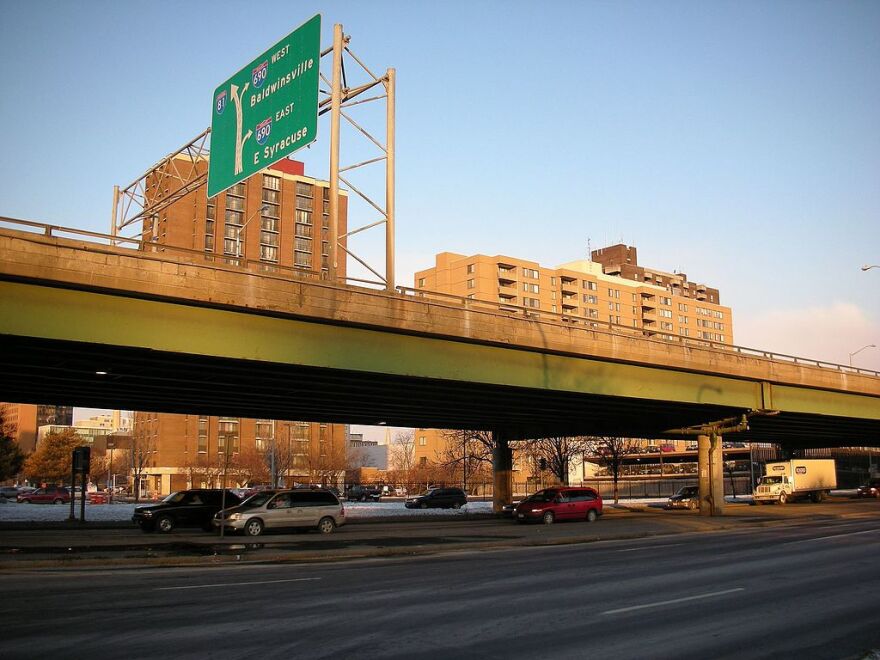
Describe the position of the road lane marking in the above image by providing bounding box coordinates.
[785,528,880,545]
[155,577,321,591]
[617,543,683,553]
[600,588,745,615]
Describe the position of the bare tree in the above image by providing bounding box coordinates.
[587,436,641,503]
[230,445,270,487]
[438,429,495,493]
[521,436,592,486]
[129,431,157,502]
[388,430,415,474]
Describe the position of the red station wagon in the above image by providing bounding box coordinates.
[17,486,71,504]
[514,487,603,524]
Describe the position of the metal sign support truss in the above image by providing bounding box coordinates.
[110,22,395,291]
[321,23,395,291]
[111,128,211,243]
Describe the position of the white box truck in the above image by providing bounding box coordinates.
[753,459,837,505]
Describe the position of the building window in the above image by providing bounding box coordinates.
[295,237,312,253]
[583,294,597,304]
[522,268,539,279]
[296,209,312,225]
[524,297,540,308]
[660,309,673,318]
[218,417,239,454]
[467,279,475,289]
[588,309,598,318]
[260,245,278,261]
[255,419,274,453]
[418,278,425,287]
[523,282,539,293]
[296,181,313,197]
[294,251,311,267]
[419,436,426,446]
[467,264,475,274]
[583,280,597,291]
[263,175,280,191]
[661,321,673,331]
[197,416,208,454]
[679,303,688,312]
[660,296,672,305]
[295,195,312,211]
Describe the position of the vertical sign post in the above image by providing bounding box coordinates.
[208,15,321,198]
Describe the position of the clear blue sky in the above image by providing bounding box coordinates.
[1,0,878,370]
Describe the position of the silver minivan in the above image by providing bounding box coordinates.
[214,489,345,536]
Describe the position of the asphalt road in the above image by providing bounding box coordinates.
[1,515,878,659]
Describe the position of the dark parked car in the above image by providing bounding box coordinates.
[405,487,467,509]
[514,487,602,524]
[665,485,700,510]
[0,486,21,500]
[346,485,382,502]
[132,489,242,533]
[17,486,71,504]
[856,479,880,499]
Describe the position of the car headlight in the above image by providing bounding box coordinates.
[141,511,153,517]
[530,508,543,513]
[228,513,242,521]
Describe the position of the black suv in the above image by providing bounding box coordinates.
[405,487,467,509]
[346,485,382,502]
[132,489,242,533]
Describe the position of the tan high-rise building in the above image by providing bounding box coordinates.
[132,413,346,496]
[414,244,732,344]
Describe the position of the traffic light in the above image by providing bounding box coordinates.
[72,446,91,473]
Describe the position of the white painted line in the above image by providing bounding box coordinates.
[786,528,880,545]
[600,588,745,616]
[617,543,683,553]
[155,577,321,591]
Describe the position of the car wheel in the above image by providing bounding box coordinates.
[778,492,787,505]
[688,500,698,511]
[53,498,64,505]
[587,509,598,522]
[317,517,336,534]
[542,511,555,525]
[244,518,264,537]
[420,502,428,509]
[452,502,461,510]
[156,515,175,533]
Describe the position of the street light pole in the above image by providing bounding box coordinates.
[236,204,269,262]
[849,344,877,367]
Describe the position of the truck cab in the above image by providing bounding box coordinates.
[754,475,793,504]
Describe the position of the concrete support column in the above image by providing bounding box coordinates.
[698,434,711,516]
[698,433,725,516]
[492,431,513,514]
[710,434,725,516]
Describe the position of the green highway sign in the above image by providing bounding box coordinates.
[208,14,321,198]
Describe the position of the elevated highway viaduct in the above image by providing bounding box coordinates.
[1,220,879,514]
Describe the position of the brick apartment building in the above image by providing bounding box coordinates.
[130,157,350,495]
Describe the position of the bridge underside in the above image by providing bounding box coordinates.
[2,334,877,447]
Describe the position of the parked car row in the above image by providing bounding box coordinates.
[132,488,346,536]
